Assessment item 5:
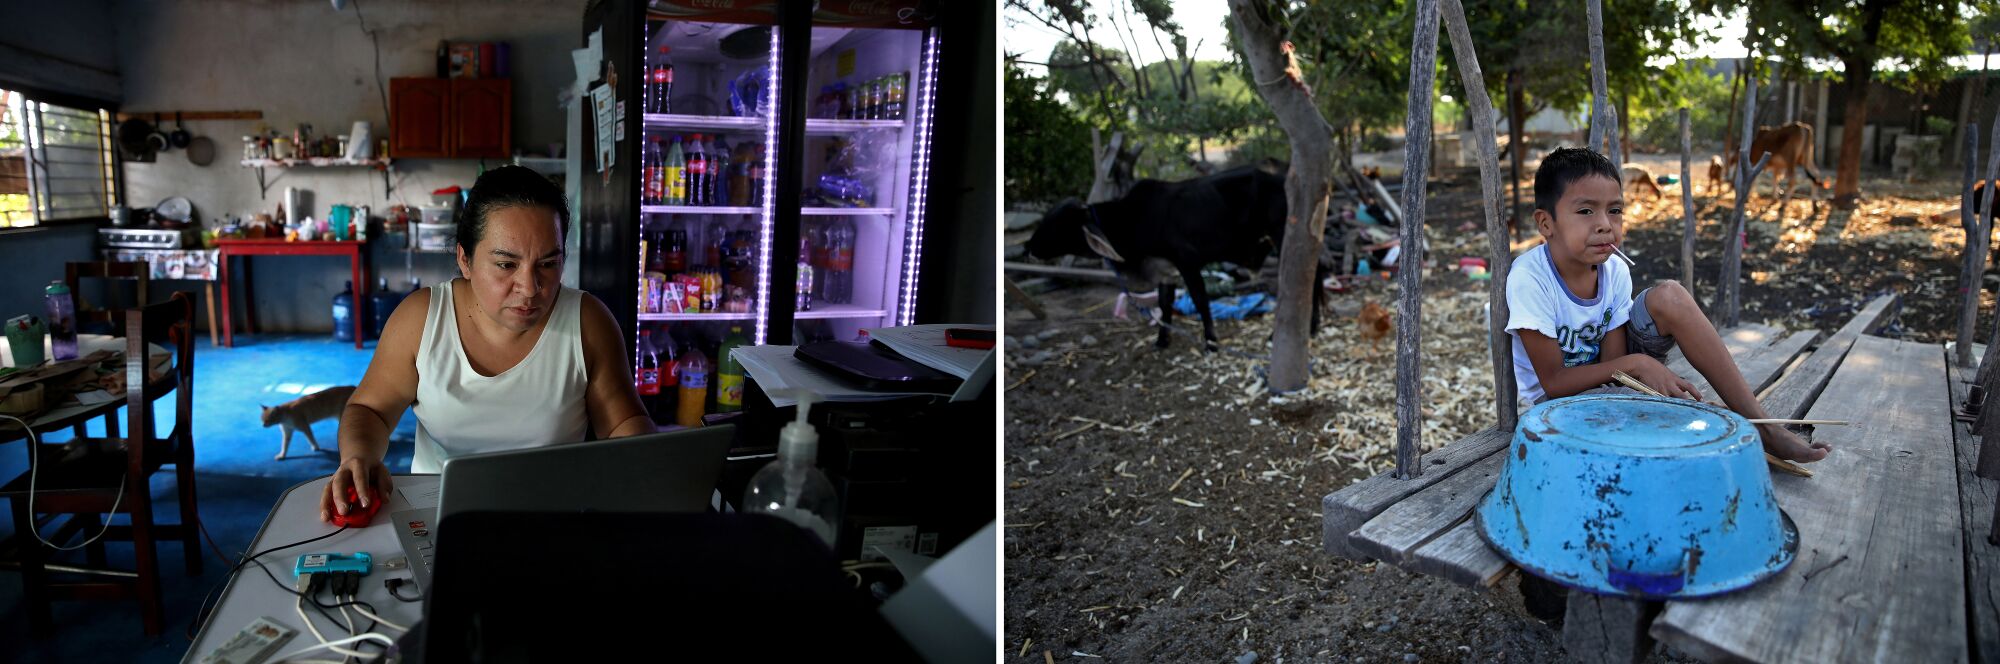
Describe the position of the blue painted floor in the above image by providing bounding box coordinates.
[0,334,416,662]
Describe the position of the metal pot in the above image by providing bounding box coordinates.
[169,112,192,149]
[109,205,134,227]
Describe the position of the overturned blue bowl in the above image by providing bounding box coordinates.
[1476,394,1797,599]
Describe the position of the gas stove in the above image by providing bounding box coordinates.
[99,227,201,250]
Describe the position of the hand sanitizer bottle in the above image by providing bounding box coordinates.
[742,391,840,548]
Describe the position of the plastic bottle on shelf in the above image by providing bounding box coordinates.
[684,133,707,206]
[827,217,855,304]
[810,220,830,300]
[796,232,815,313]
[664,135,685,206]
[728,142,752,207]
[636,328,662,400]
[644,136,664,205]
[887,72,907,119]
[650,47,674,114]
[705,219,727,269]
[750,143,767,207]
[43,281,77,361]
[741,390,839,547]
[716,325,749,413]
[676,346,709,427]
[713,135,731,207]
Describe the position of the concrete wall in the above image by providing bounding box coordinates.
[113,0,587,333]
[0,225,102,327]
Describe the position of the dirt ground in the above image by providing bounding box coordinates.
[1001,157,1984,662]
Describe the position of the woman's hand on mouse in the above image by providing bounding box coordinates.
[321,455,394,523]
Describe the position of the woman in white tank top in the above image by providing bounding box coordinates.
[315,166,656,523]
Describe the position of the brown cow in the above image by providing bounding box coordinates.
[1723,121,1828,225]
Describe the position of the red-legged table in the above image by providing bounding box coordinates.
[215,239,367,349]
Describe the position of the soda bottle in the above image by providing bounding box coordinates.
[716,325,749,412]
[810,220,830,300]
[887,72,907,119]
[827,217,855,304]
[712,135,731,207]
[751,143,767,206]
[663,226,687,273]
[665,135,685,206]
[684,133,707,206]
[728,142,753,207]
[676,346,709,427]
[706,219,727,269]
[43,281,77,361]
[650,47,674,114]
[796,232,815,312]
[868,76,885,119]
[636,329,662,398]
[644,136,664,204]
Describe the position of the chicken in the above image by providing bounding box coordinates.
[1358,300,1394,348]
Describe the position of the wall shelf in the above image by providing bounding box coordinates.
[239,157,395,201]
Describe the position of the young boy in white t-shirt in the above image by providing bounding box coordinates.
[1506,147,1829,463]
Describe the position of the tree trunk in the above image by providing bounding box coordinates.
[1585,0,1609,152]
[1960,123,1983,367]
[1833,59,1876,208]
[1721,66,1769,327]
[1724,66,1742,157]
[1509,69,1526,238]
[1440,0,1516,429]
[1227,0,1335,395]
[1088,128,1143,204]
[1618,91,1631,157]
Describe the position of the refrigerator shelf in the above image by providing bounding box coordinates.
[636,312,758,321]
[641,114,763,132]
[802,207,891,216]
[641,205,763,215]
[794,306,890,320]
[804,118,907,135]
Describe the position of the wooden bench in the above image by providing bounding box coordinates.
[1319,294,2000,662]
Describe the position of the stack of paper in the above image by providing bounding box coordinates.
[866,324,995,402]
[734,345,952,407]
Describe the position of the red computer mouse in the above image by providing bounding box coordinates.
[331,486,382,528]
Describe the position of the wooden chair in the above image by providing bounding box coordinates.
[63,261,149,440]
[1,292,202,637]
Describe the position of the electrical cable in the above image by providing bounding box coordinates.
[186,525,349,640]
[384,578,421,603]
[349,598,409,633]
[0,414,128,551]
[295,592,370,659]
[269,633,396,663]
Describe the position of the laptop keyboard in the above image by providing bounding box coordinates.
[391,507,437,593]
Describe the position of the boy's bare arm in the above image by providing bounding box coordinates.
[1520,330,1699,399]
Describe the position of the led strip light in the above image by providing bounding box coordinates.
[898,31,939,326]
[754,24,781,345]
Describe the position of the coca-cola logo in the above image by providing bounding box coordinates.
[848,1,893,16]
[652,70,669,83]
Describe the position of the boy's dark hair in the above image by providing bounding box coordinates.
[457,165,570,254]
[1533,147,1622,216]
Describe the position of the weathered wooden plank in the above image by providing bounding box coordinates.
[1564,592,1660,664]
[1758,294,1899,421]
[1348,451,1507,565]
[1946,348,2000,663]
[1664,324,1797,400]
[1740,330,1819,395]
[1653,336,1967,664]
[1321,426,1510,559]
[1408,518,1511,588]
[1662,323,1780,375]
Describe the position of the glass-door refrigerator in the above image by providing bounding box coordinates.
[579,0,937,426]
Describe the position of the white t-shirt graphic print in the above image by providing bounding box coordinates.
[1505,243,1633,403]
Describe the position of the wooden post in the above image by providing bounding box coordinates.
[1227,0,1336,394]
[1392,0,1441,479]
[1680,109,1697,296]
[1960,124,1983,368]
[1004,278,1048,320]
[1605,104,1624,170]
[1563,592,1660,664]
[1440,0,1515,429]
[1720,61,1770,328]
[1977,104,2000,480]
[1584,0,1609,153]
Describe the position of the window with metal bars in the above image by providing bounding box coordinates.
[0,89,117,227]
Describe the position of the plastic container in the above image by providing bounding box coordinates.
[416,222,456,252]
[332,281,356,343]
[1476,394,1798,599]
[715,325,749,412]
[741,390,839,547]
[43,282,76,361]
[368,278,402,339]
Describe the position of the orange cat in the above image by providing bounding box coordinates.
[261,386,356,460]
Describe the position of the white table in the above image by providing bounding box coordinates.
[183,475,436,663]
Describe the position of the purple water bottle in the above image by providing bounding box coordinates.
[43,281,77,361]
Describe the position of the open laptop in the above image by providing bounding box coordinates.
[389,425,735,594]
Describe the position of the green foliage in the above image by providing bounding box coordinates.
[1004,62,1096,205]
[1633,65,1735,150]
[1691,0,1970,91]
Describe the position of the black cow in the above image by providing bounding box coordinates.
[1026,166,1320,350]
